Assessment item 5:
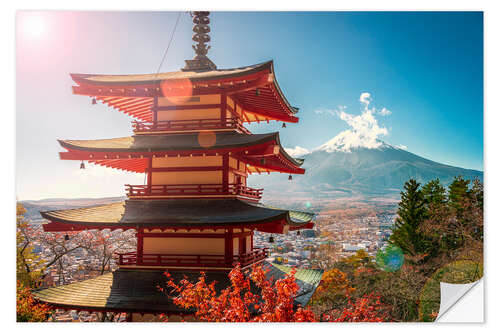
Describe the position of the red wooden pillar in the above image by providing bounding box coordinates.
[147,157,153,195]
[224,229,233,266]
[221,93,227,127]
[137,228,144,265]
[222,153,229,193]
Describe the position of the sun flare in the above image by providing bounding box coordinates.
[20,13,47,40]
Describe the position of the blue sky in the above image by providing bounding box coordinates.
[16,11,483,200]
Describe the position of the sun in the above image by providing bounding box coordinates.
[20,12,47,40]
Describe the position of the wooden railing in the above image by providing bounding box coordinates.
[125,183,263,200]
[132,118,251,134]
[115,248,269,268]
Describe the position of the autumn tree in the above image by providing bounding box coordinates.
[16,204,44,287]
[309,268,354,318]
[163,264,394,322]
[36,230,89,284]
[321,293,391,322]
[16,204,52,321]
[163,264,316,322]
[84,229,136,275]
[419,177,483,264]
[17,281,52,322]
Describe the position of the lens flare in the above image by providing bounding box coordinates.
[160,78,193,104]
[375,244,404,272]
[20,12,47,40]
[197,131,216,148]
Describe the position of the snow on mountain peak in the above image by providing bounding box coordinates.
[315,133,391,153]
[313,93,393,153]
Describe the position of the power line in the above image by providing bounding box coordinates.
[154,11,183,77]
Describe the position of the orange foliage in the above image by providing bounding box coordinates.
[313,268,355,299]
[162,265,391,322]
[163,264,316,322]
[322,293,391,322]
[17,281,52,322]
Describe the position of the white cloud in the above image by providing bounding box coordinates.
[285,146,310,157]
[315,93,391,152]
[314,106,345,116]
[359,92,372,106]
[379,107,392,116]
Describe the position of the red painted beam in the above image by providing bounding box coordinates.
[154,104,222,111]
[148,166,223,172]
[142,231,252,238]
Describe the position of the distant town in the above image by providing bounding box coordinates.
[23,197,396,282]
[256,212,396,269]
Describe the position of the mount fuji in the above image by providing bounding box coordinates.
[249,136,483,200]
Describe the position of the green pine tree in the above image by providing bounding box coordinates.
[422,179,447,208]
[389,179,431,257]
[448,175,471,213]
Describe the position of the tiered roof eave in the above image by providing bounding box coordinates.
[70,61,299,124]
[56,131,305,175]
[40,199,315,233]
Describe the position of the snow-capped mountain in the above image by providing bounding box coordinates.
[315,132,393,153]
[249,139,483,200]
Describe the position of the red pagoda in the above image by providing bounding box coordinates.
[33,12,321,321]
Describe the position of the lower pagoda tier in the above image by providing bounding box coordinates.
[40,199,314,232]
[40,199,314,270]
[32,263,323,320]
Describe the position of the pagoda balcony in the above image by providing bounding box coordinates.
[125,183,263,201]
[132,118,251,134]
[115,248,269,269]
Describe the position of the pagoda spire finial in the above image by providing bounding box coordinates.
[182,11,217,72]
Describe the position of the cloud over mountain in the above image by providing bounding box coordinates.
[315,93,393,152]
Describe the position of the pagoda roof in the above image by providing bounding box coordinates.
[58,132,305,174]
[70,61,299,123]
[40,199,314,233]
[71,62,274,85]
[33,263,323,314]
[59,132,279,152]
